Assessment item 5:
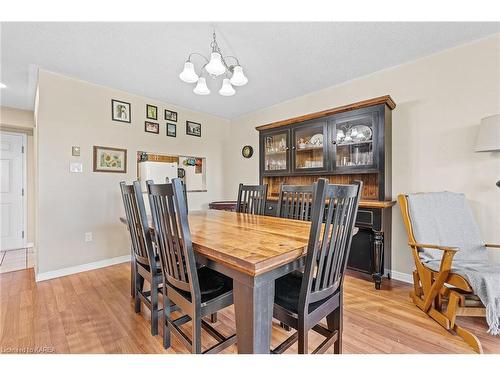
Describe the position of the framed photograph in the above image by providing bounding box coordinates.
[146,104,157,120]
[111,99,131,123]
[166,122,176,137]
[145,121,159,134]
[165,109,178,122]
[93,146,127,173]
[186,121,201,137]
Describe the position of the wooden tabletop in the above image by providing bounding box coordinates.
[188,210,311,276]
[121,210,359,278]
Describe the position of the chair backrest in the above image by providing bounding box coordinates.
[147,178,200,301]
[236,183,268,215]
[166,177,188,212]
[120,181,157,271]
[277,184,315,221]
[404,192,488,263]
[299,179,362,309]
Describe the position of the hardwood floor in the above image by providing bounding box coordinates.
[0,263,498,354]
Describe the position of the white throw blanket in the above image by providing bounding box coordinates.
[407,191,499,335]
[427,260,500,335]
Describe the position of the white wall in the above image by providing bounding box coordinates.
[36,70,231,275]
[225,34,500,275]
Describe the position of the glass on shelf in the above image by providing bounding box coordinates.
[264,133,287,171]
[294,125,324,169]
[335,117,374,168]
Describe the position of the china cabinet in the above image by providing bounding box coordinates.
[256,95,396,289]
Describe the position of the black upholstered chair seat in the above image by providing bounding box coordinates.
[168,266,233,303]
[275,271,337,315]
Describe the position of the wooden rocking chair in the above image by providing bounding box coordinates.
[398,193,500,354]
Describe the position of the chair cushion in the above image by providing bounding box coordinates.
[168,266,233,303]
[407,192,488,263]
[274,271,336,314]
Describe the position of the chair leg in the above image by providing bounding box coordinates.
[210,313,218,324]
[134,268,144,313]
[297,320,308,354]
[327,306,342,354]
[150,280,159,336]
[280,322,291,331]
[192,315,202,354]
[163,287,171,349]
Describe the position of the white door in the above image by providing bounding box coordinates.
[0,132,26,250]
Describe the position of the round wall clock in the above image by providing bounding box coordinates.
[242,145,253,158]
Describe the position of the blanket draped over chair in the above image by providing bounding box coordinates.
[408,192,500,335]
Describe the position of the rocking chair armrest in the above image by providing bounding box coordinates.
[408,242,458,253]
[485,243,500,249]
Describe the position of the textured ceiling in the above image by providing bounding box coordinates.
[1,22,499,118]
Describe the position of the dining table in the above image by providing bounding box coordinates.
[121,209,357,354]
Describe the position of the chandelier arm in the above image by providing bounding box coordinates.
[222,55,240,67]
[187,52,209,64]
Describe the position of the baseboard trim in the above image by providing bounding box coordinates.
[35,254,131,282]
[390,270,413,284]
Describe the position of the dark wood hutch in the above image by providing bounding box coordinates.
[256,95,396,289]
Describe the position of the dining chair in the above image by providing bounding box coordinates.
[272,179,362,354]
[147,178,237,353]
[120,180,163,336]
[277,184,316,221]
[236,183,268,215]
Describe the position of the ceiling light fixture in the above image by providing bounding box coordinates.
[179,30,247,97]
[0,82,6,89]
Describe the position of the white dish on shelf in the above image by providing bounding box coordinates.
[349,125,372,141]
[309,133,323,147]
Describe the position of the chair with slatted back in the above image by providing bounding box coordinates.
[147,178,237,353]
[120,181,163,336]
[236,183,268,215]
[277,184,316,221]
[272,179,362,354]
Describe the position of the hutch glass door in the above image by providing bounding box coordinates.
[263,132,289,173]
[334,114,376,170]
[293,122,326,171]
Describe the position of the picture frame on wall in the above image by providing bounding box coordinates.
[145,121,160,134]
[146,104,158,120]
[166,122,176,137]
[165,109,177,122]
[111,99,131,123]
[93,146,127,173]
[186,121,201,137]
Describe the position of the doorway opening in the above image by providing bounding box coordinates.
[0,130,33,273]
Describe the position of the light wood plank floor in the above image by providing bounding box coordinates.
[0,263,498,354]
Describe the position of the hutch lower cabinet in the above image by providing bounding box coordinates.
[256,96,397,289]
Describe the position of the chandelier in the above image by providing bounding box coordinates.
[179,30,248,96]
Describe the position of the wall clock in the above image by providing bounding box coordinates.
[242,145,253,158]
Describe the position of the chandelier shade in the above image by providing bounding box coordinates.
[179,61,199,83]
[219,78,235,96]
[193,77,210,95]
[230,66,248,86]
[205,52,226,76]
[179,30,248,97]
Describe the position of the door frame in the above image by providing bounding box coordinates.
[0,130,27,250]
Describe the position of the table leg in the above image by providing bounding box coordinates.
[233,278,275,354]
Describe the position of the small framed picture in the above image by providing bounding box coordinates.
[144,121,159,134]
[146,104,158,120]
[166,123,176,137]
[186,121,201,137]
[93,146,127,173]
[165,109,178,122]
[111,99,131,123]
